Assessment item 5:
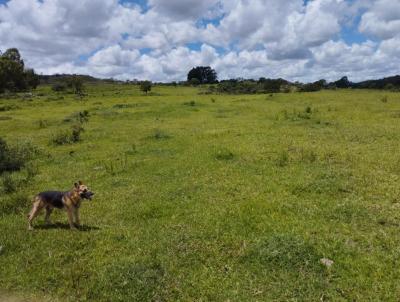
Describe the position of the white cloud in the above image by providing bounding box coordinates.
[0,0,399,82]
[359,0,400,39]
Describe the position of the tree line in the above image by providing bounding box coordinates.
[1,48,399,95]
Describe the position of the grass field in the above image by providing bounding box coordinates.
[1,85,400,301]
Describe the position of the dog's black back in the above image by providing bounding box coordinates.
[38,191,65,209]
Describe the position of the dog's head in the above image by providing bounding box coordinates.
[74,181,94,200]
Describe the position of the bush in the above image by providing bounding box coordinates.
[51,130,72,145]
[140,81,152,94]
[215,148,234,161]
[71,124,84,142]
[51,124,84,145]
[0,138,39,174]
[52,83,67,92]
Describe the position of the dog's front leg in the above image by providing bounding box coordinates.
[67,208,77,230]
[73,208,80,228]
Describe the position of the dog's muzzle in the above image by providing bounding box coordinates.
[81,191,94,200]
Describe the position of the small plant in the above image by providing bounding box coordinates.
[38,119,48,129]
[52,83,67,92]
[183,101,196,106]
[300,149,317,163]
[51,130,72,145]
[381,96,388,103]
[276,150,289,167]
[71,124,84,142]
[77,110,90,123]
[152,129,170,140]
[215,148,234,161]
[51,121,85,145]
[211,98,216,103]
[305,106,312,114]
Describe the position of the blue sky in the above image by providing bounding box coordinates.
[0,0,399,82]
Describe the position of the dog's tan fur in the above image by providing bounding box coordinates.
[28,181,93,230]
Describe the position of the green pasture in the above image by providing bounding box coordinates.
[1,85,400,301]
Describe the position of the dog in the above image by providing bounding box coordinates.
[28,181,94,230]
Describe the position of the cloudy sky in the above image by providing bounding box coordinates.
[0,0,399,82]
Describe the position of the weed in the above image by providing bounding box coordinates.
[152,129,171,140]
[38,119,48,129]
[300,149,317,163]
[215,147,234,160]
[51,124,84,145]
[381,96,388,103]
[276,150,289,167]
[71,124,84,142]
[184,100,196,106]
[51,130,72,145]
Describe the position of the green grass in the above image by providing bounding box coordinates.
[1,85,400,301]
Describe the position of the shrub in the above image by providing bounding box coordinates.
[38,119,48,129]
[0,138,39,174]
[52,83,67,92]
[215,148,234,161]
[140,81,152,94]
[183,100,196,106]
[71,124,84,142]
[51,130,72,145]
[51,124,84,145]
[276,150,289,167]
[152,129,170,140]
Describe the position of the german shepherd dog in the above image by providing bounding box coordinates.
[28,181,94,230]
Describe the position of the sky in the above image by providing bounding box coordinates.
[0,0,399,82]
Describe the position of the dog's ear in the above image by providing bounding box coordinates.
[74,182,79,188]
[78,180,83,185]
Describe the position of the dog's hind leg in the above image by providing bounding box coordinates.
[28,199,44,230]
[44,206,53,225]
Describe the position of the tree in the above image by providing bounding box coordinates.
[67,75,85,95]
[187,66,217,84]
[334,76,351,89]
[24,68,40,89]
[0,48,39,93]
[140,81,152,94]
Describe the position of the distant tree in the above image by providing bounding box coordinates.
[67,75,85,95]
[334,76,351,89]
[0,48,39,93]
[187,66,217,84]
[24,68,40,89]
[52,82,67,92]
[140,81,152,94]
